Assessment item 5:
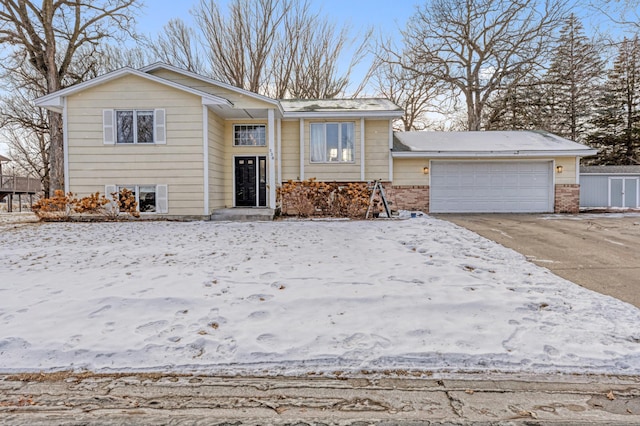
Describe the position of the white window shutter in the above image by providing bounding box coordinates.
[103,110,115,144]
[105,185,117,213]
[156,184,168,213]
[154,109,166,144]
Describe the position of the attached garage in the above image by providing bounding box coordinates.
[430,161,553,213]
[391,131,598,214]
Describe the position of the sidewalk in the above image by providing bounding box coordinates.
[2,372,639,424]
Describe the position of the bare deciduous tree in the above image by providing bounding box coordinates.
[146,18,204,74]
[193,0,370,98]
[0,82,50,189]
[0,0,142,194]
[374,47,449,131]
[398,0,568,131]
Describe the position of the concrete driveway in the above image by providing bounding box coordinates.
[439,213,640,309]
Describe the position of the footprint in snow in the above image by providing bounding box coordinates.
[544,345,559,356]
[135,320,168,335]
[88,304,111,318]
[407,329,431,337]
[257,333,277,345]
[248,310,270,320]
[63,334,82,350]
[247,294,273,302]
[342,333,391,350]
[101,322,116,334]
[259,272,277,280]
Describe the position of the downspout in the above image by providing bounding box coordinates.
[277,118,282,185]
[299,118,305,181]
[360,118,365,181]
[203,105,209,215]
[63,97,69,193]
[388,119,393,182]
[268,109,276,208]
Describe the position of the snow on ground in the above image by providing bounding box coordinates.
[0,212,38,224]
[1,216,639,376]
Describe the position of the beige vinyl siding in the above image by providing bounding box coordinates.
[393,158,430,186]
[66,74,205,216]
[279,118,391,183]
[148,69,276,110]
[208,110,226,210]
[280,120,301,181]
[304,119,361,181]
[364,119,391,181]
[392,156,580,186]
[554,156,578,184]
[223,120,269,207]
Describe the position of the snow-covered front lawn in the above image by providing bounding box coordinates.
[1,215,639,375]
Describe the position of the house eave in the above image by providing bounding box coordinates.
[35,97,64,113]
[391,149,599,158]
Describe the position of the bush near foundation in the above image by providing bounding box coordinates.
[278,179,372,218]
[32,189,140,221]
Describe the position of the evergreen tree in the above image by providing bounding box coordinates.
[546,14,604,142]
[588,37,640,165]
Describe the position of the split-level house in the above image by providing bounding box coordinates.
[35,63,596,218]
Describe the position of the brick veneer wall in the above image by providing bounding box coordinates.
[554,184,580,213]
[384,184,430,213]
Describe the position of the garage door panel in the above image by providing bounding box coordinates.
[430,161,553,213]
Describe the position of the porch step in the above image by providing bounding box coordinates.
[210,208,275,222]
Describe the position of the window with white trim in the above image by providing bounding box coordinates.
[234,124,266,146]
[113,184,168,213]
[310,122,354,163]
[116,110,154,144]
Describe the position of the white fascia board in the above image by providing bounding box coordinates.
[35,97,64,113]
[581,173,640,176]
[140,62,283,113]
[283,111,404,119]
[202,97,232,107]
[391,149,599,158]
[35,67,232,111]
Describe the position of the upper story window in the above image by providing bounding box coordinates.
[103,109,166,145]
[116,110,154,144]
[234,124,266,146]
[310,122,354,163]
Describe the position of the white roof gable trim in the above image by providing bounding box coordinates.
[140,63,282,110]
[35,67,233,113]
[393,131,598,158]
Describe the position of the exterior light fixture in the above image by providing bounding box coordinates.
[556,165,563,173]
[423,166,430,175]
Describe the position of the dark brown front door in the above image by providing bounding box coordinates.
[235,156,266,207]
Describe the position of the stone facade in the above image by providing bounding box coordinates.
[554,184,580,213]
[385,184,430,213]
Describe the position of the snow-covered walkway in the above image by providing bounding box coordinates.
[1,215,639,375]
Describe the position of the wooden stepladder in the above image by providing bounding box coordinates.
[365,180,391,219]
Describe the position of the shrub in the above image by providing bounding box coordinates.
[278,179,372,218]
[114,187,140,218]
[31,190,75,221]
[31,189,140,221]
[73,192,111,214]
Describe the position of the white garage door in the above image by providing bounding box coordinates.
[430,161,553,213]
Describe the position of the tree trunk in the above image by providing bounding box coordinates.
[48,111,64,195]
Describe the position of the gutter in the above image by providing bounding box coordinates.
[283,111,404,119]
[391,149,598,158]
